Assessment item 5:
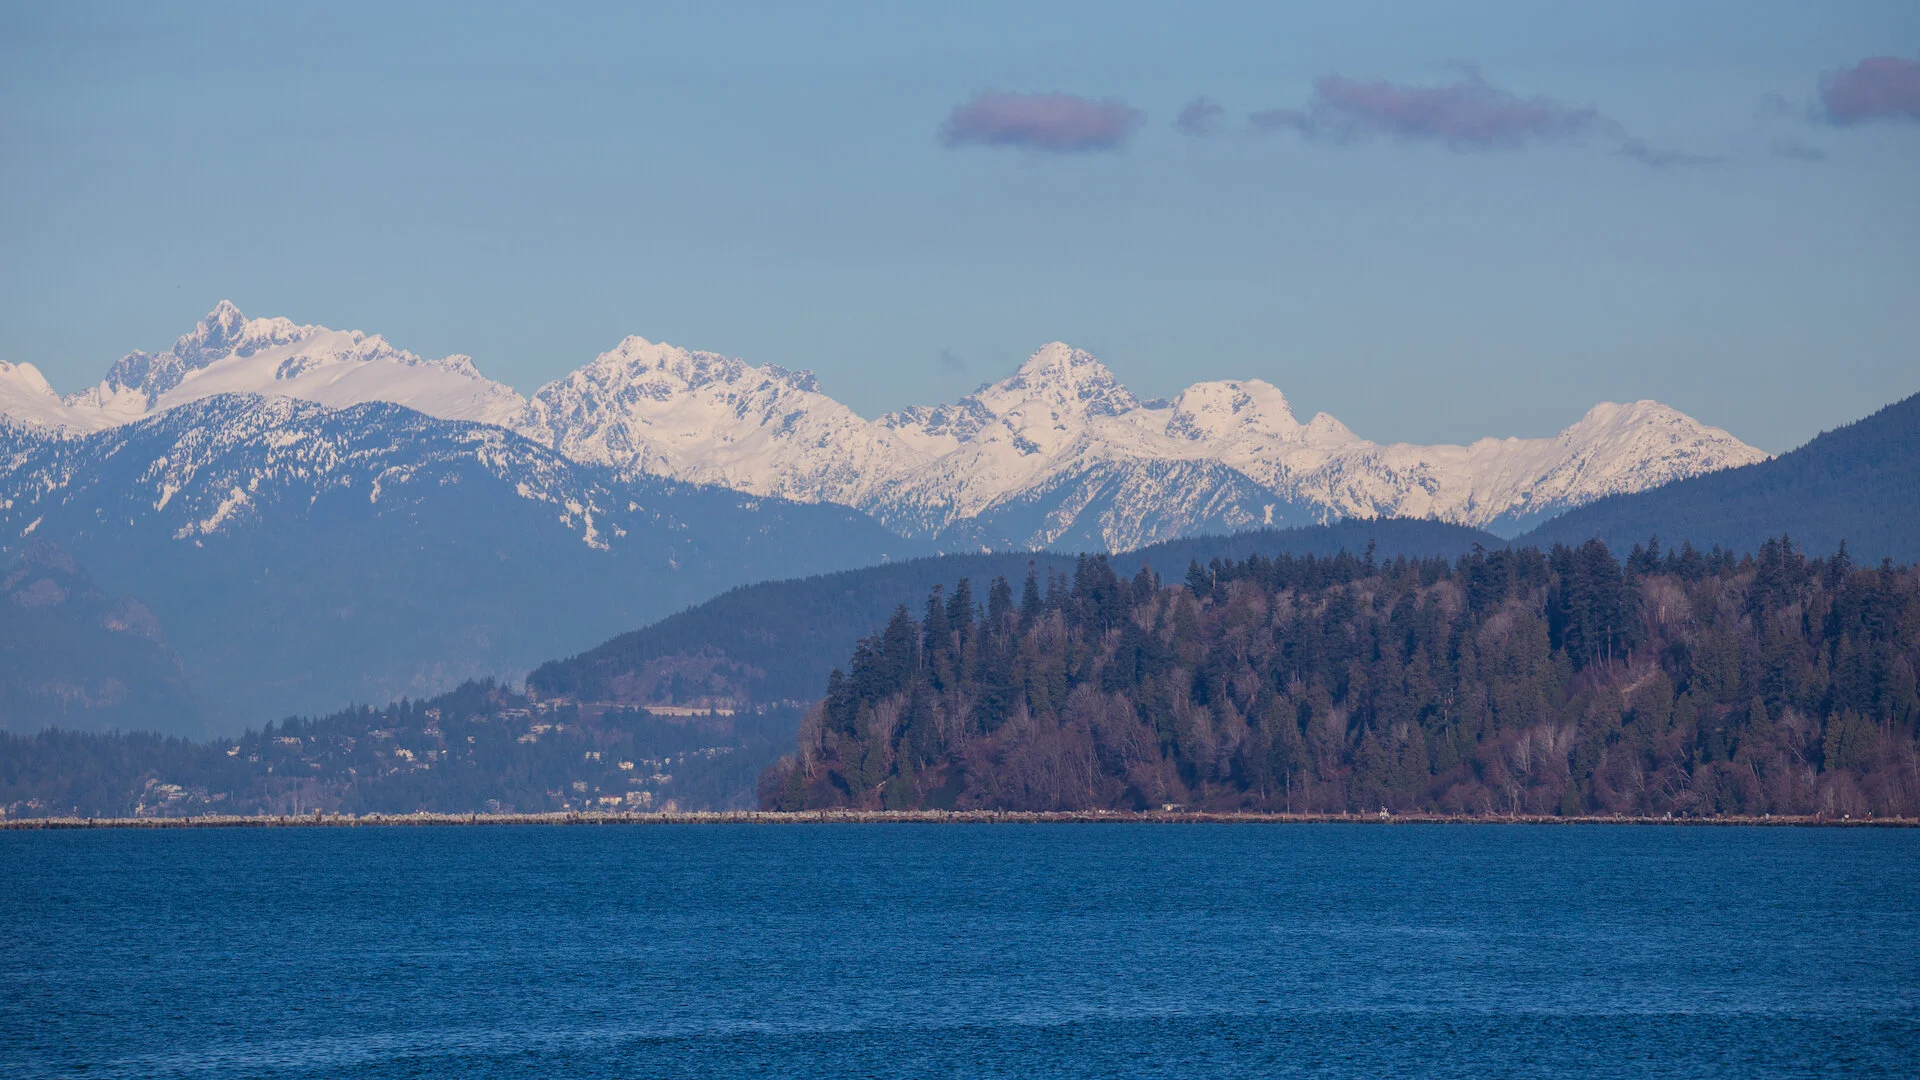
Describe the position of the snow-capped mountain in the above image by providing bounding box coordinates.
[33,301,525,432]
[526,339,1767,547]
[7,394,625,549]
[0,360,78,431]
[515,335,909,506]
[0,303,1775,722]
[0,393,917,723]
[4,303,1769,549]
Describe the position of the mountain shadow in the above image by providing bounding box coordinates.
[1,542,204,735]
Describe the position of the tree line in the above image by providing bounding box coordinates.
[759,538,1920,817]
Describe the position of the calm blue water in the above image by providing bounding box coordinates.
[2,824,1916,1078]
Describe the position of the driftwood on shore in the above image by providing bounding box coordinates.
[2,810,1913,830]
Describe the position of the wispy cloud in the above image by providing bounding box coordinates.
[1770,138,1827,162]
[1818,54,1920,125]
[937,348,966,373]
[941,92,1145,153]
[1250,68,1728,168]
[1249,70,1601,149]
[1174,96,1224,137]
[1615,138,1721,168]
[1746,94,1828,161]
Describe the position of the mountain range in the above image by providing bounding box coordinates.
[0,397,912,725]
[23,301,1907,730]
[1,302,1765,549]
[532,384,1920,728]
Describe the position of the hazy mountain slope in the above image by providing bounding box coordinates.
[0,395,921,727]
[1519,392,1920,563]
[526,519,1498,708]
[0,543,202,735]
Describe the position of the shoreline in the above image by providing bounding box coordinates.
[2,810,1913,830]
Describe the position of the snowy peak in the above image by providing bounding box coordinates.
[1555,399,1716,446]
[520,336,906,504]
[60,302,527,427]
[1504,398,1763,486]
[976,342,1137,422]
[0,360,83,432]
[887,342,1141,463]
[101,301,309,403]
[1305,412,1355,441]
[170,299,284,366]
[578,335,822,398]
[1165,379,1305,443]
[1514,399,1767,509]
[858,352,1761,543]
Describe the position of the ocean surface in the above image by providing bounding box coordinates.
[2,824,1916,1079]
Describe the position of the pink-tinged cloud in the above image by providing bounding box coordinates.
[941,92,1145,153]
[1819,54,1920,125]
[1253,72,1601,149]
[1174,96,1225,136]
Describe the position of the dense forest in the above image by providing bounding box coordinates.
[760,538,1920,817]
[0,522,1494,818]
[529,519,1497,706]
[0,681,796,818]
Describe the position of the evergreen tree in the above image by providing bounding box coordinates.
[765,537,1919,818]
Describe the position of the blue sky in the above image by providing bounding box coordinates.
[2,1,1916,451]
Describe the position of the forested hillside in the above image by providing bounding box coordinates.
[0,397,919,727]
[1520,392,1919,563]
[529,518,1497,707]
[762,539,1919,817]
[0,681,794,818]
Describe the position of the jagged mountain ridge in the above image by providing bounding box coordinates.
[4,303,1767,547]
[523,336,1765,545]
[5,394,631,551]
[515,334,907,507]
